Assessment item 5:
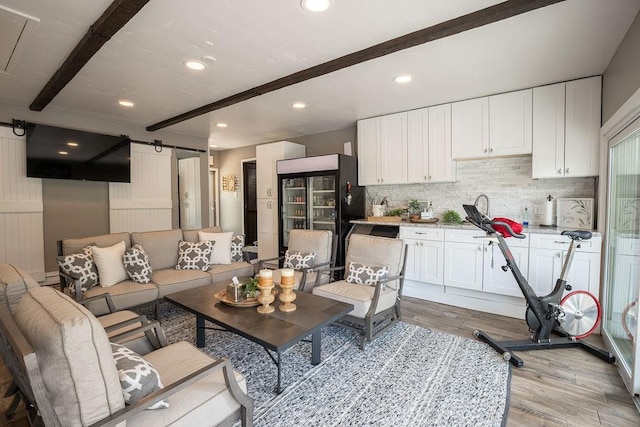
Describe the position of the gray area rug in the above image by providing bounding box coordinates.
[158,303,511,426]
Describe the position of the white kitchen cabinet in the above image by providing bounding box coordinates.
[407,105,455,183]
[452,97,489,160]
[528,233,602,296]
[532,76,601,178]
[401,227,445,285]
[256,141,305,259]
[489,89,532,157]
[357,112,408,185]
[444,241,484,290]
[482,242,529,297]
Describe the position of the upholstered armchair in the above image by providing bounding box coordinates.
[258,229,337,292]
[0,287,254,427]
[312,234,407,349]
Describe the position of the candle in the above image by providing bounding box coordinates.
[280,268,294,277]
[260,269,273,278]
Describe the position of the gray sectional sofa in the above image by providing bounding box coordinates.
[58,226,254,319]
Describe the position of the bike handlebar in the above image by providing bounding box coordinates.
[489,220,526,239]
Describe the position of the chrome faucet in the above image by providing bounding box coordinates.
[474,194,490,218]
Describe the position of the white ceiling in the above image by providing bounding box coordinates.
[0,0,638,151]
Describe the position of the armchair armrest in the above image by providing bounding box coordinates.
[297,261,331,293]
[366,274,405,318]
[109,320,169,350]
[92,358,254,427]
[58,270,84,300]
[313,265,345,288]
[258,256,284,271]
[78,292,116,313]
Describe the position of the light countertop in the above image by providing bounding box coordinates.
[350,219,601,236]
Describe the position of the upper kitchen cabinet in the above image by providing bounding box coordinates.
[407,105,456,183]
[489,89,532,156]
[357,112,408,185]
[532,76,601,178]
[451,97,489,160]
[256,141,305,199]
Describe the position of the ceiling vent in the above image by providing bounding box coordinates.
[0,5,39,74]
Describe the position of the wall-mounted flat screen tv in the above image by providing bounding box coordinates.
[26,124,131,183]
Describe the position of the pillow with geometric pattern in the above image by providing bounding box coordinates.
[175,241,214,271]
[283,250,316,271]
[56,245,98,294]
[123,244,153,284]
[110,342,168,409]
[345,262,390,286]
[231,235,245,262]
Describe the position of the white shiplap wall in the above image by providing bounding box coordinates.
[109,144,172,232]
[0,127,45,280]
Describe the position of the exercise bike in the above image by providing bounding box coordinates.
[463,204,615,367]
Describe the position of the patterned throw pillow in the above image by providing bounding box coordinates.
[56,246,98,294]
[110,343,168,409]
[175,241,214,271]
[283,250,316,270]
[123,244,153,284]
[231,235,245,262]
[346,262,390,286]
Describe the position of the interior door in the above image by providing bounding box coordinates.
[243,161,257,244]
[178,156,201,230]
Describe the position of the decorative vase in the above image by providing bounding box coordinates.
[257,269,275,314]
[278,268,297,312]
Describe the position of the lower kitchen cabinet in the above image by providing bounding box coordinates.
[401,227,445,285]
[482,243,529,297]
[443,240,483,291]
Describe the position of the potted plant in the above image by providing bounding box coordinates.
[407,199,421,220]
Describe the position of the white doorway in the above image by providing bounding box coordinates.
[178,156,202,229]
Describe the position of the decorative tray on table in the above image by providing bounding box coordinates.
[409,218,439,224]
[214,288,277,308]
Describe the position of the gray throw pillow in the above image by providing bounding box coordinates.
[123,244,153,284]
[175,241,214,271]
[110,342,168,409]
[231,235,245,262]
[56,246,98,294]
[345,262,390,286]
[283,250,316,271]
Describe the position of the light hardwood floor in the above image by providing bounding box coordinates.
[1,296,639,426]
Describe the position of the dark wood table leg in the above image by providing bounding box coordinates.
[276,351,283,394]
[196,315,205,348]
[311,330,321,365]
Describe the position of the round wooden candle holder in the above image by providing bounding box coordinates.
[278,268,297,312]
[257,269,275,314]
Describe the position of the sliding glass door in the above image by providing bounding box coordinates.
[603,116,640,397]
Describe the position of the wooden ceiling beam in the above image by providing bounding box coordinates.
[29,0,151,112]
[147,0,565,132]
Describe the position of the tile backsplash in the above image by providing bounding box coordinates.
[365,155,597,226]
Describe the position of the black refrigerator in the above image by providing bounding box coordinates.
[276,154,364,267]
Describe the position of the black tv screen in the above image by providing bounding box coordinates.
[26,124,131,183]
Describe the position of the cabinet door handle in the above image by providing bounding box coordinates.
[553,241,569,244]
[484,149,488,154]
[478,246,482,251]
[428,176,432,180]
[415,232,426,235]
[489,148,493,153]
[424,176,427,181]
[556,252,562,258]
[565,168,570,174]
[381,178,384,183]
[558,168,562,174]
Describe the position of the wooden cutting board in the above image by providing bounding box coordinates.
[367,216,402,222]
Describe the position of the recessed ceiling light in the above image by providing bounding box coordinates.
[58,151,68,155]
[209,144,218,148]
[66,142,78,147]
[291,102,306,109]
[301,0,331,12]
[184,60,206,71]
[393,75,413,84]
[118,100,135,107]
[216,123,228,128]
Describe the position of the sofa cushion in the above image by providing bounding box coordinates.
[57,246,99,293]
[13,287,125,426]
[127,341,246,427]
[312,280,397,318]
[84,281,159,316]
[198,231,232,265]
[92,241,129,287]
[345,262,390,286]
[152,269,212,298]
[182,226,223,243]
[123,244,153,284]
[111,342,168,409]
[0,263,40,313]
[207,262,255,284]
[176,241,214,271]
[62,232,131,255]
[231,235,245,262]
[131,230,184,271]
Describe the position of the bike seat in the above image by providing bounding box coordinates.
[561,230,592,240]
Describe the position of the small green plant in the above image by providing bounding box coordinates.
[243,276,260,298]
[388,208,404,217]
[407,199,421,214]
[442,209,463,224]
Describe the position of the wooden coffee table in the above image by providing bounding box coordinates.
[164,279,353,393]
